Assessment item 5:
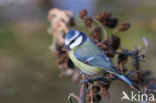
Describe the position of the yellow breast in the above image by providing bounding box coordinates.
[69,49,104,75]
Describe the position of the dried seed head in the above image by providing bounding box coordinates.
[95,11,118,28]
[106,48,115,57]
[66,58,74,69]
[105,18,118,28]
[111,35,120,50]
[93,94,102,102]
[99,83,110,99]
[55,44,66,57]
[57,58,65,65]
[118,53,128,64]
[79,8,88,19]
[93,85,100,93]
[95,11,112,22]
[91,27,102,41]
[135,72,145,83]
[69,17,75,26]
[118,61,126,73]
[84,16,93,27]
[64,58,74,69]
[143,70,151,77]
[118,21,130,31]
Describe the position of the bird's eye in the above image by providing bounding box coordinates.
[70,39,75,44]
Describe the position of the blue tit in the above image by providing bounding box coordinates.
[65,30,139,90]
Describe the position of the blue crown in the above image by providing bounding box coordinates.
[65,30,78,40]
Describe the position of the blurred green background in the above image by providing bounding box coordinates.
[0,0,156,103]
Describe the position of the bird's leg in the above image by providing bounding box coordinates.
[80,73,95,84]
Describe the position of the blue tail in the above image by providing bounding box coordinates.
[119,74,140,90]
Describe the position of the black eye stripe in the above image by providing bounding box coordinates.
[70,39,75,44]
[69,34,81,45]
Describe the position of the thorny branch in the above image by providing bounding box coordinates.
[47,8,156,103]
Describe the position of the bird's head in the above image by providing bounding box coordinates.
[65,30,87,51]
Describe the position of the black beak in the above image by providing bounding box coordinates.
[65,45,70,51]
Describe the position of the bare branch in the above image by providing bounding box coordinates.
[90,83,94,103]
[94,19,108,40]
[68,93,80,103]
[80,73,87,103]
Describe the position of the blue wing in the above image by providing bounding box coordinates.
[75,52,113,69]
[74,38,115,72]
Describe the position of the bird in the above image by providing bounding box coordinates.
[65,30,139,90]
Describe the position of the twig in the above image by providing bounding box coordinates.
[135,55,140,70]
[88,76,118,83]
[94,19,108,40]
[80,73,87,103]
[112,28,118,34]
[90,83,94,103]
[104,50,139,60]
[72,69,80,83]
[146,88,156,93]
[68,93,80,103]
[134,50,140,70]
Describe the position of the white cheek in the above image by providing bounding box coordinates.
[65,31,80,45]
[69,35,83,49]
[65,40,70,45]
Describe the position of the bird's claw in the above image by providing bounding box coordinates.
[80,74,95,87]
